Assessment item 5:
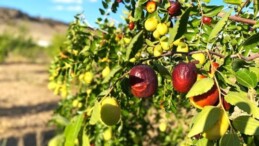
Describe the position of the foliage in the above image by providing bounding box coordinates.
[48,0,259,145]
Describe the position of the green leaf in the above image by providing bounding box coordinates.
[125,31,143,61]
[225,91,259,119]
[134,6,143,21]
[89,101,101,125]
[220,134,241,146]
[48,134,64,146]
[186,78,214,98]
[201,0,210,3]
[203,6,224,17]
[232,116,259,135]
[152,61,171,79]
[82,129,90,146]
[102,65,122,84]
[188,106,221,137]
[254,0,259,18]
[102,1,108,9]
[224,0,242,5]
[208,10,232,42]
[52,114,69,126]
[242,33,259,50]
[168,7,191,44]
[196,138,214,146]
[64,114,84,146]
[145,39,155,47]
[99,8,105,15]
[236,69,257,88]
[250,67,259,82]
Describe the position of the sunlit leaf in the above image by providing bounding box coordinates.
[64,114,84,146]
[236,69,257,88]
[188,106,221,137]
[233,116,259,135]
[203,5,224,17]
[125,31,143,61]
[152,61,171,79]
[48,134,64,146]
[224,0,242,5]
[102,65,122,84]
[220,133,241,146]
[52,114,69,126]
[208,10,232,42]
[168,7,191,44]
[202,0,210,3]
[89,101,101,125]
[186,78,214,98]
[242,33,259,50]
[196,138,214,146]
[249,67,259,82]
[225,91,259,119]
[82,129,90,146]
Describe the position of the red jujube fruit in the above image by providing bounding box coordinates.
[129,65,158,98]
[172,62,197,93]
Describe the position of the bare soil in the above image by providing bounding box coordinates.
[0,60,60,139]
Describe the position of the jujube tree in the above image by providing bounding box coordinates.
[48,0,259,145]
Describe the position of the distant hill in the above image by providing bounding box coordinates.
[0,7,69,47]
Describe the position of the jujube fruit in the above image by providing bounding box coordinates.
[144,17,158,31]
[146,1,157,13]
[129,64,158,98]
[202,16,212,25]
[190,84,219,109]
[203,108,229,140]
[167,1,181,16]
[100,97,121,126]
[172,62,197,93]
[128,22,135,30]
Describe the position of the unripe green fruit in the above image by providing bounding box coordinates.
[154,45,163,57]
[100,97,121,126]
[102,66,110,78]
[160,41,170,51]
[157,23,168,36]
[191,53,206,65]
[145,17,158,31]
[153,29,160,39]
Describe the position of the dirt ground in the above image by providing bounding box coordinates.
[0,59,60,140]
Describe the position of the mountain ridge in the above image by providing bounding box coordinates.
[0,7,69,46]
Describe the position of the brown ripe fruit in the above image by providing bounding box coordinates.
[202,16,212,25]
[172,62,197,93]
[128,22,135,30]
[129,65,158,98]
[167,1,181,16]
[190,84,219,109]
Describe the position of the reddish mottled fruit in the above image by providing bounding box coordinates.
[190,85,219,109]
[202,16,212,25]
[167,1,181,16]
[222,97,231,111]
[117,0,122,3]
[128,22,135,30]
[172,62,197,93]
[146,1,157,13]
[129,65,158,98]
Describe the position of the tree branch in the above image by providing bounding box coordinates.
[217,12,257,25]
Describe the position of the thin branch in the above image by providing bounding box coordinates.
[230,53,259,61]
[237,0,250,16]
[188,50,225,58]
[218,12,257,25]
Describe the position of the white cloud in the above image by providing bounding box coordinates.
[53,5,83,11]
[52,0,83,4]
[88,0,97,3]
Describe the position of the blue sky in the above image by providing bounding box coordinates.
[0,0,224,28]
[0,0,125,28]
